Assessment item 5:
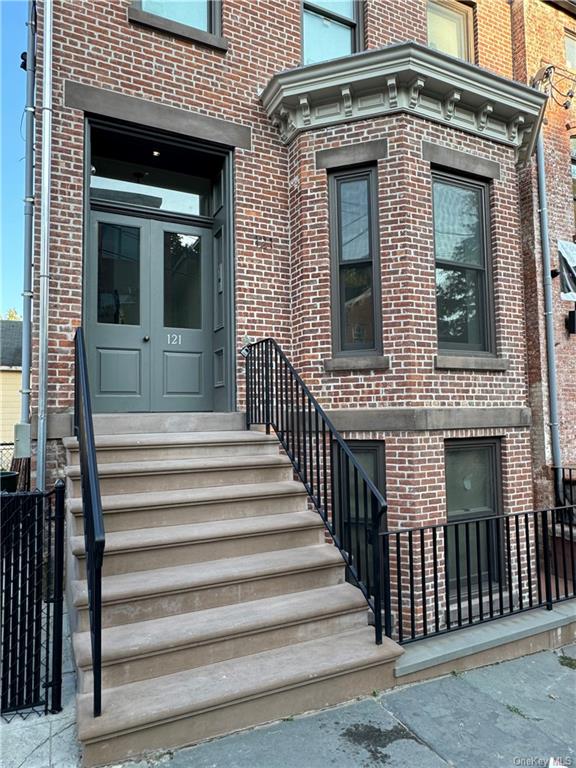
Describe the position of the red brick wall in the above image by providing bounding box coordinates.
[511,0,576,501]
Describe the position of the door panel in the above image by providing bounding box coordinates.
[151,223,213,411]
[87,213,151,412]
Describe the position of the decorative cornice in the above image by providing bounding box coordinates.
[261,42,547,164]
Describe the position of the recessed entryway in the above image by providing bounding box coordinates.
[84,122,234,413]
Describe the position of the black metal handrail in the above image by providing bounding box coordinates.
[74,328,105,716]
[245,338,387,644]
[381,506,575,644]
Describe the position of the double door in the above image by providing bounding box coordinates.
[86,212,213,412]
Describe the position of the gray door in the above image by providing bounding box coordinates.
[87,212,213,412]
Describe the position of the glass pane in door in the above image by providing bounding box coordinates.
[97,223,140,325]
[164,232,202,329]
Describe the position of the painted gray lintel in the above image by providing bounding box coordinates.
[31,412,74,440]
[324,354,390,372]
[326,406,531,432]
[395,602,576,677]
[315,139,388,170]
[128,5,229,52]
[422,141,501,180]
[64,81,251,150]
[435,354,510,371]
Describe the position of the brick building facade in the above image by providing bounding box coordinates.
[31,0,572,528]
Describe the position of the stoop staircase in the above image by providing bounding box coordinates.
[64,412,402,767]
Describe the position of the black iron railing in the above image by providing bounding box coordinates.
[555,466,576,507]
[244,338,387,643]
[74,328,105,717]
[1,482,65,719]
[381,506,576,644]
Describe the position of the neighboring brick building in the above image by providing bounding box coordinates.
[22,1,575,759]
[512,0,576,505]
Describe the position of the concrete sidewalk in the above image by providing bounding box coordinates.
[2,639,575,767]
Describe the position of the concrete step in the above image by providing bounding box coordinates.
[74,584,368,692]
[68,481,308,534]
[71,512,325,576]
[72,545,345,630]
[92,412,246,435]
[66,454,294,496]
[77,628,403,767]
[63,430,280,465]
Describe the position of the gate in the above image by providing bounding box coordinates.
[1,482,65,720]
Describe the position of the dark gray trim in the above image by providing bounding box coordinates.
[422,141,501,180]
[445,436,503,520]
[326,407,531,432]
[345,439,386,492]
[329,165,382,356]
[435,354,510,371]
[128,2,229,52]
[64,81,251,150]
[324,355,390,372]
[316,139,388,170]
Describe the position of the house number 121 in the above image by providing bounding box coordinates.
[167,333,182,345]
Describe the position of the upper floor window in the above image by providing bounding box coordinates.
[565,32,576,71]
[427,0,473,62]
[433,172,494,354]
[329,166,381,355]
[141,0,213,33]
[303,1,361,66]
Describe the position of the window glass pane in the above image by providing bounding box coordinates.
[141,0,209,31]
[427,0,468,60]
[340,264,374,350]
[90,127,215,217]
[446,445,495,519]
[303,9,353,65]
[309,0,355,20]
[98,223,140,325]
[433,181,483,267]
[436,265,484,348]
[164,233,202,329]
[339,177,370,262]
[566,34,576,70]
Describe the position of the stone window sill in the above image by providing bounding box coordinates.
[435,354,510,371]
[324,355,390,372]
[128,6,229,52]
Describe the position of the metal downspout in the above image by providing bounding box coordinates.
[535,130,563,504]
[36,0,53,490]
[20,1,36,429]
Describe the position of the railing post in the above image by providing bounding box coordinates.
[264,340,271,434]
[371,497,383,645]
[381,531,393,639]
[541,509,553,610]
[50,479,65,713]
[245,345,251,431]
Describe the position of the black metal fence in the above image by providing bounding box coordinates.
[0,442,14,471]
[556,466,576,507]
[1,483,65,719]
[245,338,387,644]
[381,506,576,644]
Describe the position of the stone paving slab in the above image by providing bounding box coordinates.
[1,639,574,768]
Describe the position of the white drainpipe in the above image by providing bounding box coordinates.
[36,0,53,490]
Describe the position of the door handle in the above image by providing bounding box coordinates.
[143,335,150,342]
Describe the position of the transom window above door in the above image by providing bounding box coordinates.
[90,125,224,218]
[302,1,361,65]
[427,0,474,62]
